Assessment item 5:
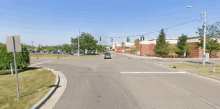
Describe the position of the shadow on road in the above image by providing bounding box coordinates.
[186,61,214,65]
[187,61,202,64]
[47,85,61,88]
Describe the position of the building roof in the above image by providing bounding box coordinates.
[115,42,121,46]
[140,36,203,44]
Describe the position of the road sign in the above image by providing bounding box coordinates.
[6,36,21,52]
[6,35,21,99]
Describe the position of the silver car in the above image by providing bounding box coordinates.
[104,52,111,59]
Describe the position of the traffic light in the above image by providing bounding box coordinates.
[111,38,113,42]
[140,35,144,41]
[100,37,101,41]
[127,37,130,42]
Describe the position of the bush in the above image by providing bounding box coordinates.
[0,45,30,70]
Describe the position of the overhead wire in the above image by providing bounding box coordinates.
[101,18,200,39]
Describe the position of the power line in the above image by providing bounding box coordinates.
[102,18,200,39]
[164,18,200,31]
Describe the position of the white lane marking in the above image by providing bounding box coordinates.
[30,60,54,67]
[120,72,186,74]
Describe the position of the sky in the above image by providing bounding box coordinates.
[0,0,219,46]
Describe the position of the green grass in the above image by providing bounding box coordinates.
[0,68,55,109]
[168,62,220,80]
[0,67,39,75]
[30,53,99,58]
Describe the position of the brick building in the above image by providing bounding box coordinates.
[113,36,220,58]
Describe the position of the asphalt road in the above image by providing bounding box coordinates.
[31,53,220,109]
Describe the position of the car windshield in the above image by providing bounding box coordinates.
[104,53,110,55]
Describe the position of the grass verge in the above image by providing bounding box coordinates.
[0,68,55,109]
[168,62,220,80]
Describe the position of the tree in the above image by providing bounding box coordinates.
[19,44,35,50]
[59,44,72,53]
[72,32,98,54]
[168,44,177,53]
[154,28,169,57]
[44,46,56,52]
[121,42,125,46]
[195,21,220,57]
[176,34,191,57]
[131,47,139,54]
[37,45,43,52]
[96,45,105,52]
[0,43,5,48]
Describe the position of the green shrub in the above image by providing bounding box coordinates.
[0,45,30,70]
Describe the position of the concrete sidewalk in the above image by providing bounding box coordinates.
[113,52,159,59]
[113,52,220,64]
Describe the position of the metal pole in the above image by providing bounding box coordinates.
[78,28,80,56]
[13,36,20,99]
[213,61,215,72]
[203,11,206,65]
[10,63,13,75]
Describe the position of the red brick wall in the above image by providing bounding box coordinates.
[141,44,180,57]
[135,40,140,48]
[214,52,220,58]
[140,44,142,55]
[210,51,220,58]
[115,46,121,53]
[141,44,156,56]
[188,43,202,58]
[115,46,134,54]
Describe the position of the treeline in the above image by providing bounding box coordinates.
[28,32,106,53]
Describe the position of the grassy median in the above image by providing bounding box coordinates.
[30,53,99,58]
[0,69,55,109]
[168,62,220,80]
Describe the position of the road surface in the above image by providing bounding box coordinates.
[31,53,220,109]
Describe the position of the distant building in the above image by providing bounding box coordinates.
[114,36,220,58]
[112,42,116,50]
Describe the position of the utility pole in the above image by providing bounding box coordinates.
[31,41,34,47]
[78,28,80,56]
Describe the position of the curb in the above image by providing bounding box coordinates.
[30,67,60,109]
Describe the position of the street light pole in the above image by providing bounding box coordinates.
[203,11,206,65]
[187,6,206,65]
[78,28,80,56]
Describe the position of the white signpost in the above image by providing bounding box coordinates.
[205,53,209,62]
[10,63,13,75]
[183,52,186,57]
[6,35,21,100]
